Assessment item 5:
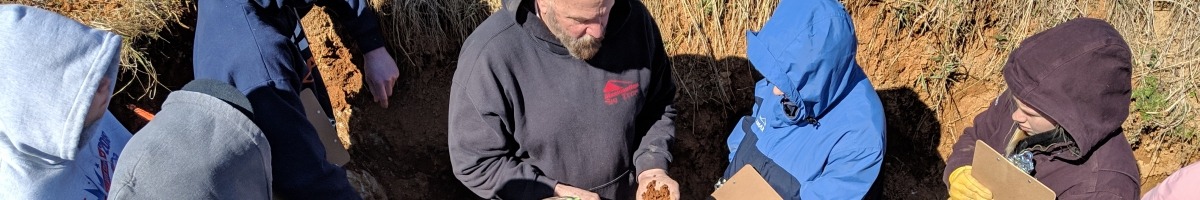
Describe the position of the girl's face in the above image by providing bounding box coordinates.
[1011,97,1056,134]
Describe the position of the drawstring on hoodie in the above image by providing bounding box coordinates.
[781,95,821,127]
[804,116,820,127]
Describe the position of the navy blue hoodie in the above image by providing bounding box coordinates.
[447,0,675,199]
[192,0,383,199]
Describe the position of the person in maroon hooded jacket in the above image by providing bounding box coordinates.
[944,18,1140,199]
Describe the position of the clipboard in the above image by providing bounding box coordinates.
[710,165,783,200]
[972,140,1055,199]
[301,89,351,166]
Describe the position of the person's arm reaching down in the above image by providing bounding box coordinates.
[944,91,1015,200]
[250,0,397,108]
[633,22,679,200]
[312,0,398,108]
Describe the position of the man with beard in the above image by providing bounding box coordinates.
[447,0,678,199]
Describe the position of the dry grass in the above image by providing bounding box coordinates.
[2,0,191,99]
[646,0,777,110]
[369,0,493,70]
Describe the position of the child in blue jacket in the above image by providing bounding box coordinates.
[722,0,886,199]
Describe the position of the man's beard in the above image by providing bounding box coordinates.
[545,14,602,60]
[556,32,601,60]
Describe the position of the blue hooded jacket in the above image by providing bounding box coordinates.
[723,0,886,199]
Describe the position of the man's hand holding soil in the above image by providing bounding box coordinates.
[636,169,679,200]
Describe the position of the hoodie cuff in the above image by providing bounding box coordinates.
[353,30,386,54]
[635,154,670,177]
[345,6,387,53]
[533,175,559,198]
[943,157,970,184]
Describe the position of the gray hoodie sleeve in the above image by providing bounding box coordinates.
[632,22,677,176]
[448,57,557,199]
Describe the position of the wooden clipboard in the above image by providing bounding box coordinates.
[300,89,351,166]
[710,165,783,200]
[972,140,1055,199]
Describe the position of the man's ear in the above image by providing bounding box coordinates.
[536,0,553,15]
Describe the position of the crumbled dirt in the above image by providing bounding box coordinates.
[641,180,671,200]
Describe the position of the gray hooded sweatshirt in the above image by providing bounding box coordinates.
[109,80,272,199]
[448,0,676,199]
[0,5,131,199]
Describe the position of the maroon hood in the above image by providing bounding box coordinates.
[1003,18,1132,160]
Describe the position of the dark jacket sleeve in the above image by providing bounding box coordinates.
[1068,170,1140,199]
[251,0,386,52]
[943,90,1015,183]
[447,56,557,199]
[632,21,677,175]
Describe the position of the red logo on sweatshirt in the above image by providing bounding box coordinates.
[603,80,639,105]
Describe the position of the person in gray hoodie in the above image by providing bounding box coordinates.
[0,5,132,199]
[448,0,678,199]
[108,79,272,199]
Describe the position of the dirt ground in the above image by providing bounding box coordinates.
[96,0,1197,199]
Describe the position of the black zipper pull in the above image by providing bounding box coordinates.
[804,116,820,127]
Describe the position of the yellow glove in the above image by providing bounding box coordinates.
[948,166,993,200]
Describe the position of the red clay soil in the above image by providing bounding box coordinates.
[641,180,672,200]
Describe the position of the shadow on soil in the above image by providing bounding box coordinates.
[332,0,487,199]
[876,88,948,199]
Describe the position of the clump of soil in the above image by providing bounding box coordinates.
[641,180,671,200]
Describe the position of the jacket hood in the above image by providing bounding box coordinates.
[109,80,272,199]
[1004,18,1132,160]
[746,0,860,125]
[0,5,121,163]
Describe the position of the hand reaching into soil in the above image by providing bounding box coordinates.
[553,183,600,200]
[636,169,679,200]
[363,47,399,108]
